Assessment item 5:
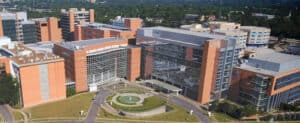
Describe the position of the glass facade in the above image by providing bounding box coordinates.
[214,49,238,98]
[275,72,300,89]
[239,75,271,111]
[86,48,128,85]
[139,39,240,101]
[239,73,300,111]
[60,15,71,41]
[60,12,91,41]
[266,86,300,112]
[141,43,202,100]
[22,23,38,44]
[2,19,17,41]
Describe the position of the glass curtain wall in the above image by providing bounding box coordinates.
[142,43,202,100]
[87,48,128,85]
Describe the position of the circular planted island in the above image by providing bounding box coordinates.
[117,95,141,105]
[105,92,168,118]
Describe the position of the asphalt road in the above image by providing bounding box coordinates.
[166,96,210,123]
[83,87,111,123]
[0,105,14,123]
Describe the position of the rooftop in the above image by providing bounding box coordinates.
[213,29,247,36]
[57,37,123,51]
[80,22,129,31]
[21,20,35,25]
[0,12,16,20]
[240,48,300,76]
[0,11,27,20]
[209,21,239,25]
[61,8,91,14]
[137,26,226,48]
[248,48,300,63]
[180,24,210,32]
[31,17,48,22]
[25,41,54,53]
[1,44,63,67]
[240,26,270,31]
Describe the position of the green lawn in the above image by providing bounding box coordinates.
[106,94,116,102]
[210,112,238,122]
[24,92,95,119]
[111,96,166,112]
[0,114,3,122]
[98,103,198,122]
[13,110,24,121]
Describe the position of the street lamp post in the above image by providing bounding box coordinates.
[208,103,212,117]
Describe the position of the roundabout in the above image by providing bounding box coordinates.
[98,83,200,122]
[104,88,168,118]
[117,95,141,105]
[111,93,149,107]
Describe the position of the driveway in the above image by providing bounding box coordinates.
[83,87,112,123]
[0,105,14,123]
[167,96,211,123]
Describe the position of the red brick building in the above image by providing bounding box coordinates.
[0,44,66,107]
[60,8,95,41]
[74,23,135,41]
[33,17,63,42]
[230,48,300,111]
[53,37,141,92]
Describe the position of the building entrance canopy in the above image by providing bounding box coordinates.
[146,79,182,95]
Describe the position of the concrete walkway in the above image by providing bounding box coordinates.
[0,105,14,123]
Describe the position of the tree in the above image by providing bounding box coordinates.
[0,74,20,106]
[241,105,257,117]
[66,87,76,97]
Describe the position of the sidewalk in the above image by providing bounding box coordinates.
[0,105,14,123]
[6,104,29,123]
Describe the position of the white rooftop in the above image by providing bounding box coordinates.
[240,26,270,31]
[138,26,227,48]
[240,48,300,76]
[57,37,122,51]
[81,22,129,31]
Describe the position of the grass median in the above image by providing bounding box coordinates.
[98,102,198,122]
[111,96,165,112]
[24,92,95,120]
[12,110,24,121]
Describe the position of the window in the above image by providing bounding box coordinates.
[275,72,300,89]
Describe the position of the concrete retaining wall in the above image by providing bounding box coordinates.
[122,105,167,118]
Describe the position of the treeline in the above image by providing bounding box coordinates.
[10,0,300,39]
[0,74,20,108]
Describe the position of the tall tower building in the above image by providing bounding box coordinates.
[240,26,271,48]
[60,8,95,41]
[137,27,243,104]
[33,17,62,42]
[0,11,27,42]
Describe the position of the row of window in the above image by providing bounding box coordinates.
[275,72,300,89]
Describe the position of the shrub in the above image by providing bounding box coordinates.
[66,87,76,97]
[216,101,256,119]
[241,105,257,117]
